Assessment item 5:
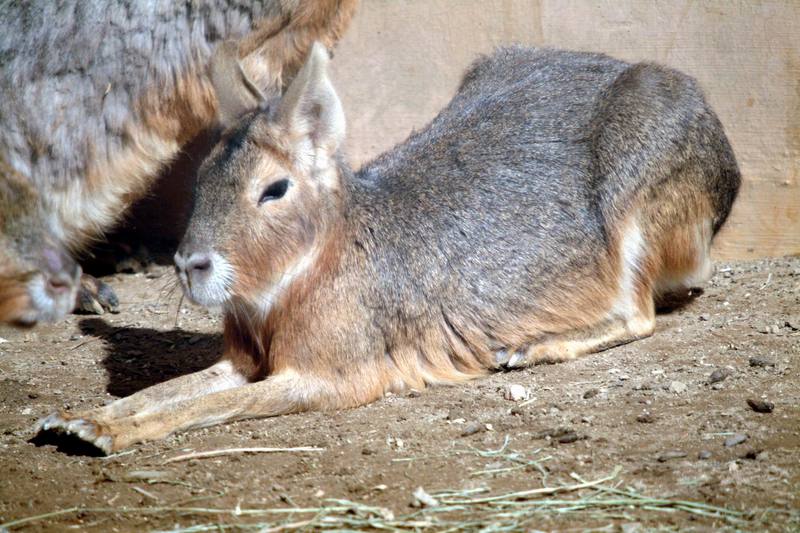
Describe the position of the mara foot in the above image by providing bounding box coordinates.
[36,411,116,455]
[75,273,120,315]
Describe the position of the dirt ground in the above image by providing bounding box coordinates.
[0,256,798,531]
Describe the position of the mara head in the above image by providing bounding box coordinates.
[175,42,346,313]
[0,173,80,326]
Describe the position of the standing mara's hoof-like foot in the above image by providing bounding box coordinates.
[36,412,115,455]
[76,274,119,315]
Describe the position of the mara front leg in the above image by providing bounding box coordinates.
[37,358,251,452]
[36,368,337,453]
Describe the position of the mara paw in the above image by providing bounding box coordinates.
[76,274,119,315]
[36,411,115,455]
[495,349,528,369]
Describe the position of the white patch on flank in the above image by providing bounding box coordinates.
[611,218,645,320]
[256,247,319,318]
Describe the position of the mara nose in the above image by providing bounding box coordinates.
[42,246,80,293]
[46,272,74,294]
[175,250,213,276]
[187,254,212,273]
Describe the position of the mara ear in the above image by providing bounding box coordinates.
[275,42,345,174]
[210,41,267,129]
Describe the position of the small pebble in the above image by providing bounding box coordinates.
[621,523,642,533]
[698,450,712,460]
[746,399,774,413]
[504,384,529,402]
[460,422,484,437]
[123,470,169,482]
[657,450,687,462]
[557,431,581,444]
[669,381,688,394]
[708,368,731,384]
[724,434,748,447]
[699,314,710,321]
[749,356,775,368]
[636,412,656,424]
[411,487,439,508]
[582,388,599,399]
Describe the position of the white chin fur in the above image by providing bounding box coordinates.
[181,252,234,309]
[27,274,76,323]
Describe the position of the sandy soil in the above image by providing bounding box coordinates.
[0,257,798,532]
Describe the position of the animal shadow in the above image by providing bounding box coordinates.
[78,317,222,397]
[656,288,705,314]
[29,430,107,457]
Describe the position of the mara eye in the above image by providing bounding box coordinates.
[258,179,291,205]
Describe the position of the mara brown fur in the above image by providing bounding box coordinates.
[38,43,740,453]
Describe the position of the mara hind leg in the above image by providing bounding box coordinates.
[500,197,717,368]
[499,218,657,368]
[502,205,715,368]
[498,293,656,367]
[499,313,655,368]
[640,177,717,310]
[652,218,714,310]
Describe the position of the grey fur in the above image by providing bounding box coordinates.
[0,0,282,190]
[0,0,357,324]
[346,47,740,328]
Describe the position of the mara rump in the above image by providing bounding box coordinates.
[38,44,740,453]
[0,0,357,326]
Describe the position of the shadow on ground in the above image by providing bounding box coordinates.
[29,431,108,457]
[79,318,221,397]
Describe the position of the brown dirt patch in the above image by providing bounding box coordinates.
[0,257,798,531]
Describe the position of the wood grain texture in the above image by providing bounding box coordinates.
[330,0,799,260]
